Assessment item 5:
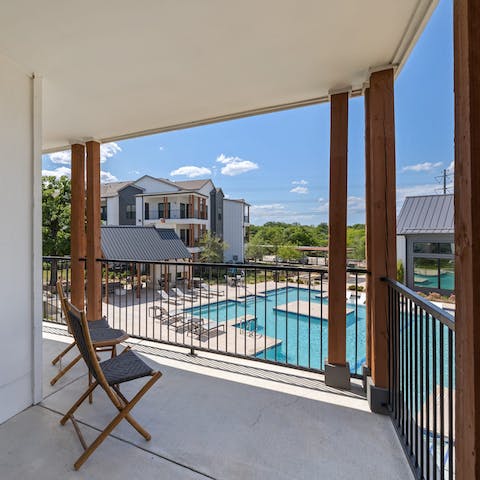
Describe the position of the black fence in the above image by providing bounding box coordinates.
[386,278,455,480]
[42,256,367,376]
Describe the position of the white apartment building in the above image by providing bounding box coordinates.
[101,175,249,262]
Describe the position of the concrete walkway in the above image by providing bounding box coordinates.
[0,329,413,479]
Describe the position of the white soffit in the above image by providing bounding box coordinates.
[0,0,438,151]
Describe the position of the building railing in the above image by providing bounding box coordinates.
[146,207,208,221]
[385,278,455,480]
[42,256,367,377]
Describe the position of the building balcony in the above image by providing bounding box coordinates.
[0,328,412,479]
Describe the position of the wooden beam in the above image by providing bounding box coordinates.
[454,1,480,477]
[70,144,86,310]
[85,140,102,321]
[364,87,372,370]
[327,92,349,366]
[368,69,396,390]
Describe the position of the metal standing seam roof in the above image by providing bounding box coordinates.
[397,194,454,235]
[101,226,191,261]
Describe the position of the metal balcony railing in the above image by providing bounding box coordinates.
[385,278,455,480]
[42,256,367,377]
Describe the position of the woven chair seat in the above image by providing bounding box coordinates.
[88,318,110,329]
[100,350,154,386]
[89,327,126,343]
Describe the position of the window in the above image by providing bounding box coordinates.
[179,228,190,245]
[144,203,149,220]
[413,242,454,254]
[180,203,190,219]
[125,204,135,219]
[101,205,107,222]
[158,202,170,219]
[414,258,439,289]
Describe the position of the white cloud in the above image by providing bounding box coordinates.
[42,166,118,183]
[100,142,121,162]
[47,142,121,165]
[250,203,286,219]
[100,171,119,183]
[216,153,259,176]
[159,146,165,151]
[48,151,71,165]
[292,180,308,185]
[347,196,366,214]
[447,160,454,172]
[42,166,71,178]
[170,165,212,178]
[290,186,309,194]
[402,161,442,172]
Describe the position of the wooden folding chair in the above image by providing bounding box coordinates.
[51,282,128,388]
[61,300,162,470]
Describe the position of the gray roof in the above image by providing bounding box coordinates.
[173,179,211,190]
[100,181,133,198]
[101,226,191,261]
[397,194,454,235]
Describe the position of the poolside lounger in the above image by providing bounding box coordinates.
[61,298,161,470]
[172,287,197,302]
[191,319,225,339]
[157,289,181,305]
[201,283,225,297]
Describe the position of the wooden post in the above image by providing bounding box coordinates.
[85,140,102,321]
[325,92,350,389]
[70,143,86,310]
[454,1,480,477]
[367,68,396,412]
[364,87,372,372]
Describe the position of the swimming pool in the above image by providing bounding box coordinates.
[187,286,366,374]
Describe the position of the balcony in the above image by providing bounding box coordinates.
[0,326,412,479]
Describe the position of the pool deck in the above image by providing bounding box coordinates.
[274,301,354,320]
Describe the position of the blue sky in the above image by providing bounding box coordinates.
[43,0,453,226]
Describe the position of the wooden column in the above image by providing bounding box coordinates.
[70,143,86,310]
[364,88,372,370]
[368,68,396,394]
[326,92,350,388]
[85,140,102,321]
[454,1,480,477]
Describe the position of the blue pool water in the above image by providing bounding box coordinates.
[188,287,366,374]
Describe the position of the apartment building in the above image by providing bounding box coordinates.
[100,175,249,261]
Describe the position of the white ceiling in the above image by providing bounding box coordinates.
[0,0,438,152]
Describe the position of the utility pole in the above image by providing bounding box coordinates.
[443,168,447,194]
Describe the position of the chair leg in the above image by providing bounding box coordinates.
[88,371,93,404]
[74,373,161,470]
[60,381,99,425]
[50,353,82,386]
[51,341,76,366]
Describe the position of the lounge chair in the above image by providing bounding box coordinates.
[201,282,225,297]
[51,283,128,387]
[157,289,181,305]
[192,320,225,339]
[149,305,184,326]
[171,287,196,302]
[60,298,162,470]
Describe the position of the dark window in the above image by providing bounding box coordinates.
[180,203,190,219]
[101,205,107,222]
[125,204,135,219]
[218,212,222,221]
[179,228,190,245]
[158,202,170,219]
[144,203,150,220]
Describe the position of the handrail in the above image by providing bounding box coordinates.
[97,257,368,275]
[383,277,455,331]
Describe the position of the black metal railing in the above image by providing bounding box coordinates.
[385,278,455,480]
[41,256,367,377]
[42,256,72,324]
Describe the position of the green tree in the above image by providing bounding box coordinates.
[43,175,71,255]
[245,241,264,261]
[198,232,228,263]
[277,245,302,262]
[42,175,71,286]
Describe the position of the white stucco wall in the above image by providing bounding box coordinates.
[0,55,42,423]
[134,176,178,194]
[223,200,245,262]
[106,196,119,225]
[397,235,407,275]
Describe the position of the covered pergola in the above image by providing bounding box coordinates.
[0,0,478,477]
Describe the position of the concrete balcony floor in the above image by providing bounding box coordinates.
[0,325,412,479]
